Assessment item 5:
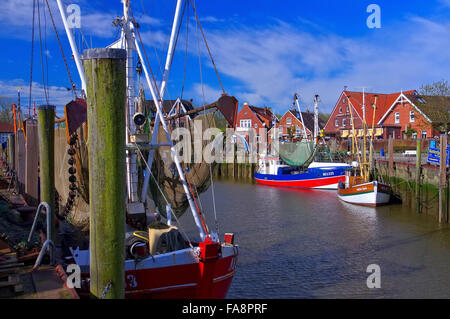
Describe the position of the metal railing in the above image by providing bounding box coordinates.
[28,202,56,269]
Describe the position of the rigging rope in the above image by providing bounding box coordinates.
[37,0,50,105]
[28,0,36,113]
[127,127,194,248]
[189,0,225,94]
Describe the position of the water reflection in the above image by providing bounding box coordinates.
[178,179,450,298]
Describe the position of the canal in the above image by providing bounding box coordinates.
[179,178,450,298]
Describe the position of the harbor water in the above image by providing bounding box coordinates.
[179,178,450,298]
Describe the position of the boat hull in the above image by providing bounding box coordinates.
[254,166,348,189]
[337,181,391,206]
[73,242,238,299]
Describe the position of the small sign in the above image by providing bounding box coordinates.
[427,146,450,166]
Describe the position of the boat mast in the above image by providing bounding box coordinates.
[362,88,368,182]
[140,0,184,203]
[313,95,319,145]
[55,0,87,95]
[122,0,139,204]
[129,2,207,240]
[293,93,308,140]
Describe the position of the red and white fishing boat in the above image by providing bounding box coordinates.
[49,0,239,298]
[337,172,391,206]
[336,93,392,206]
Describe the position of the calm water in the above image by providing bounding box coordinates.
[178,178,450,298]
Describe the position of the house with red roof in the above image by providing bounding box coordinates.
[324,90,416,139]
[377,92,450,139]
[270,109,325,142]
[235,102,276,144]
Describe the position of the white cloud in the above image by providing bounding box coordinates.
[0,79,74,116]
[198,17,450,113]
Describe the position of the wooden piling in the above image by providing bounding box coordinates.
[15,130,26,195]
[25,119,39,205]
[7,134,14,170]
[37,105,56,242]
[415,139,421,213]
[388,136,394,177]
[83,48,127,299]
[439,134,448,223]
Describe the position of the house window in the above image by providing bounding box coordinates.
[286,117,291,125]
[254,123,258,128]
[412,132,417,139]
[409,111,415,123]
[279,126,283,134]
[335,118,339,127]
[342,118,347,127]
[395,112,400,124]
[339,107,342,113]
[296,126,301,134]
[240,119,251,128]
[346,106,349,113]
[421,130,427,139]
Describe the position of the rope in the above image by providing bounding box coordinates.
[189,0,225,94]
[127,127,194,248]
[28,0,36,112]
[194,6,219,236]
[37,0,49,105]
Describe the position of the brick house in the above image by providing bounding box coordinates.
[270,109,324,142]
[377,93,450,139]
[235,103,276,144]
[324,90,416,139]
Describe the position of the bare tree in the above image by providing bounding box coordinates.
[0,96,14,124]
[419,79,450,97]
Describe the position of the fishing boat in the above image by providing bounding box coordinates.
[255,94,350,189]
[337,92,392,206]
[31,0,240,298]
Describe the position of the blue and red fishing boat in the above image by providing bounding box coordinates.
[255,158,350,189]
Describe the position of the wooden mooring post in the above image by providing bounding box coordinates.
[7,133,15,171]
[388,136,394,177]
[83,48,127,299]
[37,105,56,242]
[439,134,448,223]
[415,139,422,213]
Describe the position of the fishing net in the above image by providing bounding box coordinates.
[150,112,217,219]
[276,140,316,167]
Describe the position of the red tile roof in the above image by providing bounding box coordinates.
[0,123,14,133]
[343,90,416,126]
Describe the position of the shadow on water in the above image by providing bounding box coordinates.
[178,178,450,298]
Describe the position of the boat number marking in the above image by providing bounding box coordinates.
[126,274,138,288]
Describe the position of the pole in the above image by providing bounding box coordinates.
[132,28,206,240]
[56,0,87,94]
[83,48,127,298]
[415,139,422,213]
[314,95,319,144]
[439,134,448,223]
[37,105,55,243]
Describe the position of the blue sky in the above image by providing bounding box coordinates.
[0,0,449,116]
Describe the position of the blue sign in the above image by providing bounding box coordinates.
[428,146,450,166]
